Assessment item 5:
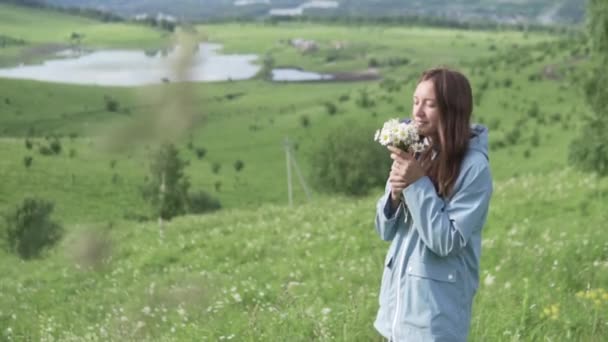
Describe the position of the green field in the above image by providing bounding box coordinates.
[0,3,170,66]
[0,3,607,341]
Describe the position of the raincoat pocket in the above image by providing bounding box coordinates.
[400,260,465,331]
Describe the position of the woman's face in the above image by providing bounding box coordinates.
[412,80,441,140]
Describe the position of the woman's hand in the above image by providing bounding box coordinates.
[388,146,425,202]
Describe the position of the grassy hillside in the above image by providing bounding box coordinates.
[0,21,587,223]
[198,23,558,72]
[43,0,586,25]
[0,2,170,66]
[0,5,606,341]
[0,169,606,340]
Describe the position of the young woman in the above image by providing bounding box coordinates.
[374,68,493,341]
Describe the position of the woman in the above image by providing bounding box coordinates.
[374,67,493,342]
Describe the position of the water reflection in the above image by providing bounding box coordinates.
[272,68,334,81]
[0,43,261,86]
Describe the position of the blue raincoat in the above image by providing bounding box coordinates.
[374,124,493,342]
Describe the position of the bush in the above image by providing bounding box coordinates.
[104,95,119,112]
[3,198,63,259]
[141,143,190,221]
[188,190,221,214]
[39,145,53,155]
[324,102,337,115]
[49,138,62,154]
[309,121,391,196]
[211,162,221,174]
[300,115,310,128]
[234,159,245,172]
[23,156,33,168]
[195,147,207,159]
[569,114,608,177]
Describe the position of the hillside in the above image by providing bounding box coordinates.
[0,21,578,222]
[0,170,606,340]
[41,0,586,25]
[0,4,606,340]
[0,2,170,67]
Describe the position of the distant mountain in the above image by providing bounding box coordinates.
[41,0,586,25]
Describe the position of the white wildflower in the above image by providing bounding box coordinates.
[232,293,242,303]
[321,307,331,315]
[142,306,151,316]
[484,273,495,287]
[374,118,424,152]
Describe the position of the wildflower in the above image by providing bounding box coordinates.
[231,293,242,303]
[374,118,425,152]
[540,304,559,320]
[484,273,495,287]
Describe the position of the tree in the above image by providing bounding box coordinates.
[310,121,390,196]
[3,198,63,259]
[141,143,190,221]
[569,0,608,176]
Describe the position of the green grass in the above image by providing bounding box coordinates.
[198,23,558,74]
[0,3,170,67]
[0,5,606,341]
[0,169,606,340]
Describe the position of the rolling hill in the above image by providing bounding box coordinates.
[40,0,586,24]
[0,3,606,341]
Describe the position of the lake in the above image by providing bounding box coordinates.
[0,43,333,86]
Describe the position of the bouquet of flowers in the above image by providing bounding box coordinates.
[374,118,426,153]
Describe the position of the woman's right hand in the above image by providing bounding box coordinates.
[389,161,406,208]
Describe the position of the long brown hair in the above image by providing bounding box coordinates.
[417,68,473,198]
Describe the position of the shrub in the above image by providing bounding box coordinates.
[195,147,207,159]
[104,95,119,112]
[39,145,53,155]
[300,115,310,128]
[211,162,221,174]
[141,143,190,221]
[356,90,375,108]
[309,121,390,196]
[324,102,337,115]
[49,138,62,154]
[569,113,608,177]
[188,190,221,214]
[23,156,33,168]
[368,57,379,68]
[3,198,63,259]
[234,160,245,172]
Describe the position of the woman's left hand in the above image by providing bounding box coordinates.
[388,146,426,189]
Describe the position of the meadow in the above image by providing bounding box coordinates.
[0,3,606,341]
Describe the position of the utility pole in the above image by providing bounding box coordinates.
[158,171,165,237]
[284,137,312,205]
[288,142,311,202]
[284,137,293,206]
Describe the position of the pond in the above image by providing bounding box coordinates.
[0,43,336,86]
